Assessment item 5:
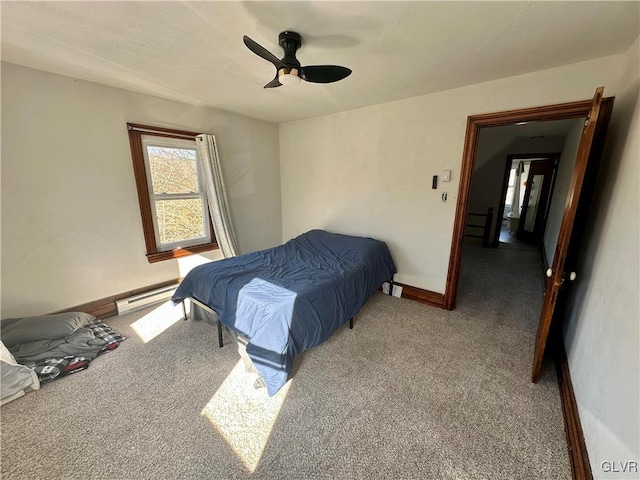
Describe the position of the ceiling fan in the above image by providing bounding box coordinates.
[242,31,352,88]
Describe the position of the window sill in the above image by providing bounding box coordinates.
[146,242,219,263]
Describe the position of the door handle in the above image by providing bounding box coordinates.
[546,269,576,281]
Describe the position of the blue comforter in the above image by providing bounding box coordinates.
[172,229,396,395]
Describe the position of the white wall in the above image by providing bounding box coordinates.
[563,36,639,478]
[280,54,626,293]
[543,120,583,265]
[1,63,281,318]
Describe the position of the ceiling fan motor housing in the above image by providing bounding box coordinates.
[279,31,302,69]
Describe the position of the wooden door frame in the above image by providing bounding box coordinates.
[494,153,560,247]
[443,98,613,310]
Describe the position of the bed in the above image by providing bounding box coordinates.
[171,229,397,395]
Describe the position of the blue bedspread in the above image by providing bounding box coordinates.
[171,229,397,395]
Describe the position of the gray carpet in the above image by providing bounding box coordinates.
[1,243,570,479]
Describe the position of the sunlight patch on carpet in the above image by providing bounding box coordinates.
[130,301,184,343]
[201,360,291,473]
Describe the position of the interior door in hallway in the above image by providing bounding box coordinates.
[531,86,613,382]
[517,158,555,244]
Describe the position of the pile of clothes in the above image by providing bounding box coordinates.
[1,312,125,404]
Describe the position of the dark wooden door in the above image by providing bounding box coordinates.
[517,158,556,244]
[531,87,611,382]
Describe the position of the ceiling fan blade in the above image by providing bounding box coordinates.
[243,35,285,70]
[300,65,352,83]
[264,76,282,89]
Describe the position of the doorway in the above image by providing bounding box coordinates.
[497,155,559,246]
[444,95,613,312]
[518,158,555,244]
[446,89,614,378]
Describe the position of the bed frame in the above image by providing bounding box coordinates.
[179,277,395,348]
[181,297,225,347]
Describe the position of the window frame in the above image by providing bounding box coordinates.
[141,135,212,250]
[127,123,218,263]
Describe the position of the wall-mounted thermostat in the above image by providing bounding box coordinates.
[442,170,451,182]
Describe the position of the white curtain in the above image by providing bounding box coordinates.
[195,134,239,258]
[510,161,522,218]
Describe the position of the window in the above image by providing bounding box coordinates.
[127,123,217,262]
[504,166,518,213]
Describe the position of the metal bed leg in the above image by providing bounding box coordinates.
[182,300,187,321]
[187,296,225,348]
[349,317,353,329]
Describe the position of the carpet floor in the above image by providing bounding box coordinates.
[1,243,570,479]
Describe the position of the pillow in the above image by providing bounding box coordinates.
[0,312,95,349]
[1,339,40,405]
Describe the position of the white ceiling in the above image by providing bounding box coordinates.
[2,1,638,124]
[488,118,583,138]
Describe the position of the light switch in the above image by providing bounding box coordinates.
[442,170,451,182]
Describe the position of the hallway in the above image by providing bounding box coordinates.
[457,241,546,351]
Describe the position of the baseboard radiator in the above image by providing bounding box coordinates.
[116,284,179,315]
